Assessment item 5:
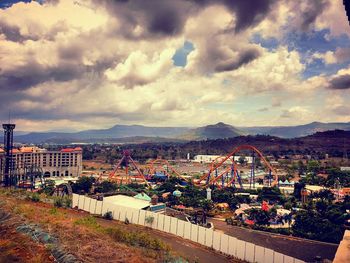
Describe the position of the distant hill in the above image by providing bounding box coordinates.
[9,125,190,143]
[178,122,245,140]
[176,129,350,157]
[3,121,350,143]
[240,122,350,138]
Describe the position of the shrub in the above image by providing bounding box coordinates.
[145,215,154,225]
[106,227,169,251]
[74,216,100,230]
[53,197,63,207]
[31,193,40,202]
[63,196,72,208]
[71,176,96,194]
[103,211,113,220]
[43,180,56,195]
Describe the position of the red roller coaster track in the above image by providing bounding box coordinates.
[147,158,185,179]
[109,150,150,186]
[196,145,278,187]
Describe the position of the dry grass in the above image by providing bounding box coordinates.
[0,189,177,263]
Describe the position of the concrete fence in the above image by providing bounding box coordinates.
[72,194,304,263]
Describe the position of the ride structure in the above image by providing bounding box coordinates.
[196,145,278,188]
[146,158,184,180]
[15,164,45,190]
[2,123,15,187]
[109,150,149,186]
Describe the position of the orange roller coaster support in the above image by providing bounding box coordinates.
[148,158,185,179]
[197,145,278,187]
[109,150,150,186]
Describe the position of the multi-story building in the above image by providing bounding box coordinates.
[0,146,82,179]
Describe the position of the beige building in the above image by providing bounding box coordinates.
[0,146,82,179]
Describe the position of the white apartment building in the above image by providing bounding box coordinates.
[0,146,82,178]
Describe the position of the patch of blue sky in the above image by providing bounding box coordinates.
[284,29,350,54]
[283,29,350,79]
[251,34,279,51]
[303,59,350,79]
[0,0,32,9]
[172,40,194,67]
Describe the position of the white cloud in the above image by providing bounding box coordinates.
[0,0,349,131]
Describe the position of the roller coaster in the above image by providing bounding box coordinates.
[108,150,150,186]
[146,158,186,179]
[108,145,278,189]
[195,145,278,188]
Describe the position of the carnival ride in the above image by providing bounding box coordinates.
[105,145,277,189]
[195,145,278,188]
[108,150,150,186]
[145,158,187,181]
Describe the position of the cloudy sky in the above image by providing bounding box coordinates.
[0,0,350,131]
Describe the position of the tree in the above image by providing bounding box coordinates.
[248,208,270,225]
[238,156,246,166]
[293,182,306,199]
[258,187,284,203]
[95,181,117,193]
[42,179,56,195]
[292,210,344,243]
[72,176,95,193]
[198,199,213,211]
[305,160,321,184]
[312,189,335,204]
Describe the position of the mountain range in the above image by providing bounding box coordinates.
[4,121,350,144]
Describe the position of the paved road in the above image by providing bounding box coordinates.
[209,219,338,262]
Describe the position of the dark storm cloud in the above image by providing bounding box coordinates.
[334,48,350,63]
[328,74,350,90]
[220,0,278,32]
[0,20,39,42]
[93,0,278,37]
[215,48,261,72]
[290,0,330,31]
[0,62,89,91]
[194,0,278,32]
[0,19,69,42]
[93,0,195,38]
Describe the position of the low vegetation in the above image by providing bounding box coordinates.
[0,188,182,262]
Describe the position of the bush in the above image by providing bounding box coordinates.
[95,181,118,193]
[53,197,63,207]
[43,180,56,195]
[74,216,100,230]
[103,211,113,220]
[145,215,154,225]
[63,196,72,208]
[25,192,40,202]
[31,193,40,202]
[106,227,169,251]
[71,176,96,194]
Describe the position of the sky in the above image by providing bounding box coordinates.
[0,0,350,131]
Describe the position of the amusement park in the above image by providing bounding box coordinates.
[1,125,349,262]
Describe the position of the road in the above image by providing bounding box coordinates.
[209,218,338,262]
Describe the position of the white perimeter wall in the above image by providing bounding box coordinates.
[72,194,305,263]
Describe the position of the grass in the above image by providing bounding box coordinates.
[74,215,170,252]
[0,188,181,262]
[106,227,170,251]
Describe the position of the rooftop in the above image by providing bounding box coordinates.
[104,195,150,210]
